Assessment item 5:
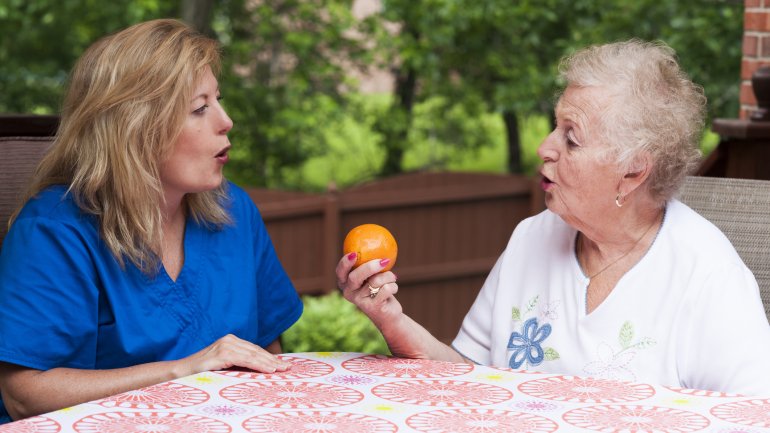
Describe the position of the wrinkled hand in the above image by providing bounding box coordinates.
[178,334,290,376]
[336,253,401,327]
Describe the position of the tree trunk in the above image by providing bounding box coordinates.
[380,64,417,176]
[503,109,521,173]
[181,0,215,35]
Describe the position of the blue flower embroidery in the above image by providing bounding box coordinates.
[507,317,552,369]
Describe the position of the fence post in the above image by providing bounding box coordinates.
[322,183,341,294]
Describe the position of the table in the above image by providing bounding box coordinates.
[1,352,769,432]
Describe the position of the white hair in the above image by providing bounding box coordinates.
[559,39,707,203]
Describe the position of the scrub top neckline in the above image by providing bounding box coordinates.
[161,217,201,287]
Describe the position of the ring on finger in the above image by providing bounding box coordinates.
[368,284,381,298]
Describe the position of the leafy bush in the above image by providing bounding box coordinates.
[282,292,390,355]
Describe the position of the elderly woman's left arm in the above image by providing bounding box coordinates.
[336,254,467,363]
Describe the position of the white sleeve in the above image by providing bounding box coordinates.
[451,253,505,366]
[677,261,770,396]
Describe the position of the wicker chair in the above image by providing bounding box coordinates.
[0,136,54,247]
[0,115,57,247]
[677,175,770,322]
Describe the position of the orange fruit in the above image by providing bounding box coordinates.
[343,223,398,272]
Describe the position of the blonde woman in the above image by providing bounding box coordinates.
[338,40,770,396]
[0,19,302,423]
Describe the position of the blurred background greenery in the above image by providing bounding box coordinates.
[1,0,741,353]
[282,292,390,354]
[1,0,740,191]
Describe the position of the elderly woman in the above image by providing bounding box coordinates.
[338,40,770,396]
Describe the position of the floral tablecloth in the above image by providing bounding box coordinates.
[2,352,769,432]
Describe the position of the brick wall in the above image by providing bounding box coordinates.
[741,0,770,118]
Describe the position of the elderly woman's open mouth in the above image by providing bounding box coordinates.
[540,174,554,191]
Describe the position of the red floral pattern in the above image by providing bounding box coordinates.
[97,382,209,409]
[219,381,363,409]
[342,354,474,378]
[326,374,377,386]
[406,409,559,433]
[197,404,253,418]
[518,375,655,403]
[2,353,764,432]
[710,399,770,428]
[372,380,512,407]
[73,412,231,433]
[665,386,742,398]
[562,404,710,432]
[0,417,60,433]
[242,410,398,433]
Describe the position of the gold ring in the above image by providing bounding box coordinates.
[368,284,381,298]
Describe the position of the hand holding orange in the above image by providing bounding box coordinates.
[343,224,397,272]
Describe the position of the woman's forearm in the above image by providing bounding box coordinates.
[377,313,467,363]
[1,336,286,421]
[0,359,184,421]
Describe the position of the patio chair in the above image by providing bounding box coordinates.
[0,136,54,247]
[0,115,57,247]
[677,175,770,322]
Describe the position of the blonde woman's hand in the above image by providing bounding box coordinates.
[174,334,290,377]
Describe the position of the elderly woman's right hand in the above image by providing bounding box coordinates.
[336,253,401,327]
[335,252,467,363]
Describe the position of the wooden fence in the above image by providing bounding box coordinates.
[248,171,545,343]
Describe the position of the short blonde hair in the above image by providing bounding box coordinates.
[20,19,230,273]
[559,39,707,203]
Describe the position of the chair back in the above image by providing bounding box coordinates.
[677,176,770,322]
[0,136,54,246]
[0,115,58,247]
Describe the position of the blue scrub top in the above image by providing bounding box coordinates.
[0,182,303,423]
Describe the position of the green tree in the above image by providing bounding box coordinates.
[181,0,215,35]
[0,0,174,113]
[215,0,377,188]
[0,0,378,189]
[428,0,574,173]
[370,0,742,175]
[566,0,743,120]
[0,1,744,184]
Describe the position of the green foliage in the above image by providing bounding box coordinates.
[0,0,174,113]
[0,0,373,190]
[291,93,387,190]
[404,95,500,168]
[364,0,741,175]
[282,292,390,355]
[291,107,717,190]
[215,0,375,188]
[565,0,743,120]
[284,96,547,192]
[0,0,743,187]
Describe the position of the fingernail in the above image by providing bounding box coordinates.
[379,258,390,267]
[347,252,357,261]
